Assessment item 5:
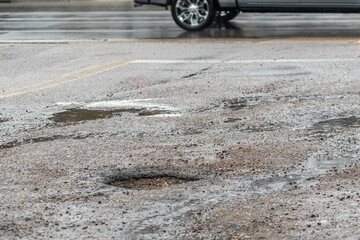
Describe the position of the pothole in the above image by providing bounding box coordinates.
[106,175,198,190]
[0,118,8,123]
[50,108,173,123]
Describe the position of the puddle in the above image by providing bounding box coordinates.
[106,174,198,190]
[51,108,173,123]
[50,108,141,123]
[311,116,360,132]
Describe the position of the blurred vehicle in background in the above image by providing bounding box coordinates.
[134,0,360,31]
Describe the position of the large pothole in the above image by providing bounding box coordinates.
[106,174,199,190]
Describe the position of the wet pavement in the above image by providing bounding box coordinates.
[1,4,360,238]
[1,2,360,40]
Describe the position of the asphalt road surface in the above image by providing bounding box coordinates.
[1,2,360,39]
[2,2,360,240]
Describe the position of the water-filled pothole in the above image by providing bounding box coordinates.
[51,108,139,123]
[107,175,198,190]
[50,108,171,123]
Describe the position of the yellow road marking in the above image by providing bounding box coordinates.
[2,59,124,94]
[0,61,133,99]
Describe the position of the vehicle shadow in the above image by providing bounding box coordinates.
[176,22,246,39]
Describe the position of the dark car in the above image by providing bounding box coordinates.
[133,0,360,31]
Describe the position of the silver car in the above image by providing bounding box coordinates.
[133,0,360,30]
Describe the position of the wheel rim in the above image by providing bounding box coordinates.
[175,0,209,27]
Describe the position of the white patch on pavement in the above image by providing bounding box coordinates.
[85,99,177,111]
[56,99,182,117]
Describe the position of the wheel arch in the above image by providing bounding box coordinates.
[166,0,221,10]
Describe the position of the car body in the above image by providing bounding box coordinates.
[134,0,360,30]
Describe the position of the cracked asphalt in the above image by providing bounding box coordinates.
[1,40,360,239]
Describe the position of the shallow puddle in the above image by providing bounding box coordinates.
[50,108,172,123]
[107,176,197,190]
[50,108,141,123]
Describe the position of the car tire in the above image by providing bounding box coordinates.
[216,10,239,22]
[171,0,216,31]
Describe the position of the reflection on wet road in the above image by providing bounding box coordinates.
[1,2,360,40]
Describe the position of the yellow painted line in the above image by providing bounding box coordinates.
[2,59,124,94]
[0,61,133,99]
